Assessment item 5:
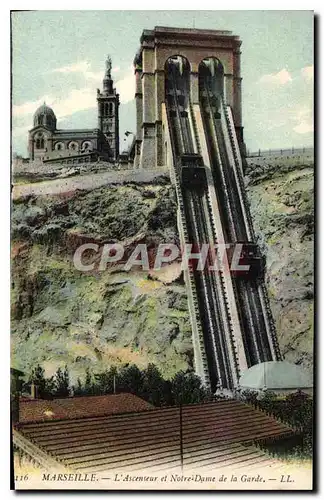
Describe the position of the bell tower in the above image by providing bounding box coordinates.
[97,55,120,161]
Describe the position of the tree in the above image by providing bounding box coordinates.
[255,391,313,459]
[94,366,118,395]
[142,364,166,406]
[73,377,84,396]
[26,364,54,399]
[118,364,144,395]
[83,368,95,396]
[171,371,210,405]
[53,365,70,398]
[238,389,259,406]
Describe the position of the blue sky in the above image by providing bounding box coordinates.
[12,10,314,156]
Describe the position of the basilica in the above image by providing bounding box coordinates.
[28,56,120,164]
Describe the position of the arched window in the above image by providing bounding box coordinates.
[165,55,191,110]
[108,102,113,115]
[35,133,45,149]
[54,142,64,151]
[199,57,224,100]
[81,141,93,152]
[68,141,78,151]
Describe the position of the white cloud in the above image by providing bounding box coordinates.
[294,105,312,121]
[293,121,313,134]
[12,87,97,124]
[292,105,313,135]
[54,88,97,119]
[12,61,135,146]
[13,96,52,117]
[51,61,90,74]
[258,68,292,86]
[115,71,135,104]
[50,61,102,83]
[50,60,120,81]
[12,124,30,137]
[301,65,314,82]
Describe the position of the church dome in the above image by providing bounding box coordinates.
[33,103,57,130]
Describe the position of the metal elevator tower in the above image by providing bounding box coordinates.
[134,28,281,392]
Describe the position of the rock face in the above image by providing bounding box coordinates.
[246,155,314,372]
[11,181,192,383]
[11,156,314,382]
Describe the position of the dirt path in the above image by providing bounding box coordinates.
[12,169,169,199]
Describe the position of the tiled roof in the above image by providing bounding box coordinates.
[18,393,154,423]
[16,399,295,472]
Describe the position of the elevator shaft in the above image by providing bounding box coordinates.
[165,57,280,392]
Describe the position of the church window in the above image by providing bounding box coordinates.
[81,141,93,152]
[68,141,79,152]
[35,133,45,149]
[108,103,113,115]
[55,142,64,151]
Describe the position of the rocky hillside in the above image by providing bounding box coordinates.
[11,177,192,383]
[246,155,314,372]
[11,156,314,382]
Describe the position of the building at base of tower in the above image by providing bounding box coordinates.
[28,56,119,165]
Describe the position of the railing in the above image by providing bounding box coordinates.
[246,147,314,158]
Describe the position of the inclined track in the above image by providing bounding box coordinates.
[200,83,277,365]
[165,59,281,392]
[166,63,238,390]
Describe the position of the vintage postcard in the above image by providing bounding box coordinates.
[11,10,314,491]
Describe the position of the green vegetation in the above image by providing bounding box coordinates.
[22,363,313,460]
[24,364,70,399]
[240,389,313,460]
[23,363,211,407]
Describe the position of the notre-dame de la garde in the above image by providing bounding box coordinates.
[28,56,119,164]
